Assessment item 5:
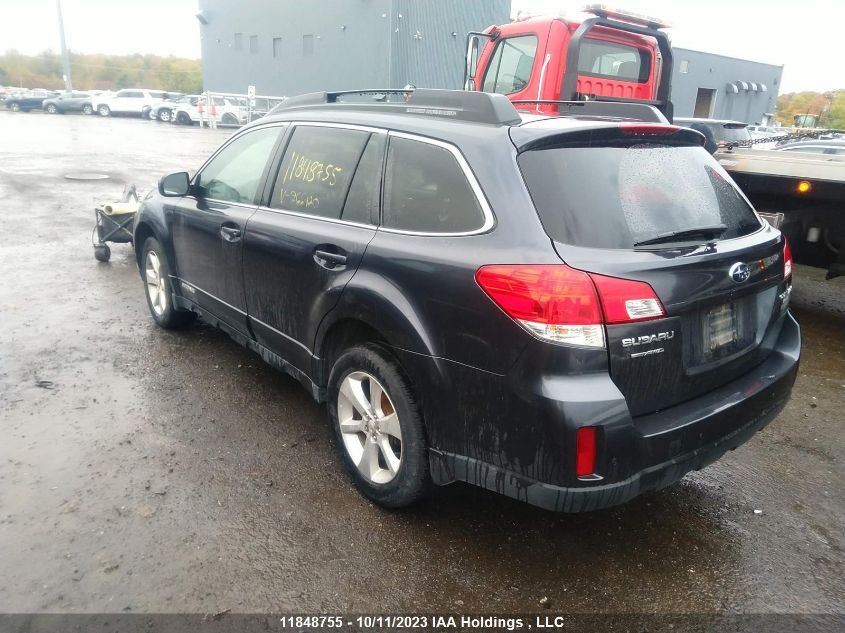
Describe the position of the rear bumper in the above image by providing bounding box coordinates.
[426,312,800,512]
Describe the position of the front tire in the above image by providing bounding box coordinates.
[175,111,191,125]
[82,104,93,115]
[158,108,172,123]
[45,103,58,114]
[9,102,20,112]
[141,237,194,329]
[328,345,430,508]
[98,105,111,117]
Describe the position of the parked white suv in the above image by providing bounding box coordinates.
[172,95,247,126]
[93,89,167,117]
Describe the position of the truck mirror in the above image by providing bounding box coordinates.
[464,35,480,90]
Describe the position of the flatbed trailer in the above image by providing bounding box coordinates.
[716,147,845,278]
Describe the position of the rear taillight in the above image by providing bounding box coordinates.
[475,265,604,347]
[783,237,793,279]
[475,264,666,348]
[590,274,666,324]
[575,427,597,477]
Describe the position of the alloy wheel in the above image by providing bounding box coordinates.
[145,250,167,316]
[337,371,402,484]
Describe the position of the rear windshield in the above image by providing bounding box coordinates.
[518,144,762,249]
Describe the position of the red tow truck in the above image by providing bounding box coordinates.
[464,4,674,119]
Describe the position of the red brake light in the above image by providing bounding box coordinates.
[475,264,666,346]
[783,237,793,279]
[591,274,666,324]
[618,123,681,136]
[575,427,597,477]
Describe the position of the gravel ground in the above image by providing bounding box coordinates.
[0,112,843,619]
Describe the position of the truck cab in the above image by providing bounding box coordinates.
[465,5,673,119]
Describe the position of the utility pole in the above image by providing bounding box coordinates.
[56,0,72,92]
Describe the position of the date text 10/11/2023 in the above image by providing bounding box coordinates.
[278,615,583,630]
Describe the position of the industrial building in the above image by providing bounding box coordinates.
[196,1,783,125]
[196,0,510,96]
[671,48,783,125]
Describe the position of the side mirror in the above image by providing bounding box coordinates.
[158,171,190,197]
[464,34,481,91]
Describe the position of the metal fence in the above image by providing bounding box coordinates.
[192,91,287,128]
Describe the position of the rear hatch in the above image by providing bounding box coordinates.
[515,125,791,416]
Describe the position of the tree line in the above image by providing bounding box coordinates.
[776,90,845,129]
[0,50,202,94]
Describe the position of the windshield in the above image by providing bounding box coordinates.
[518,143,762,249]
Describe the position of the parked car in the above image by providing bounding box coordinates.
[675,117,752,153]
[148,94,197,122]
[775,140,845,156]
[141,92,182,120]
[92,89,167,117]
[172,95,247,126]
[133,90,799,512]
[42,91,93,114]
[4,89,58,112]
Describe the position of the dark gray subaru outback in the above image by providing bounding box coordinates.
[134,89,800,512]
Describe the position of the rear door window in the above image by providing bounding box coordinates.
[578,40,649,83]
[481,35,538,95]
[383,136,485,233]
[341,134,385,225]
[518,144,762,249]
[270,125,370,219]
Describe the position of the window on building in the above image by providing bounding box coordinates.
[383,137,485,233]
[234,33,243,51]
[249,35,259,54]
[577,40,650,82]
[273,37,282,58]
[302,34,314,56]
[481,35,537,95]
[680,60,690,74]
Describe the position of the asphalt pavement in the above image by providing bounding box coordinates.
[0,112,843,618]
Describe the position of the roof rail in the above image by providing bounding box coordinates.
[511,100,668,123]
[270,88,522,126]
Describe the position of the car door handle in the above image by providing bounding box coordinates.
[313,249,347,269]
[220,225,242,242]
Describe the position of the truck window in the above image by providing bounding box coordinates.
[271,126,370,220]
[383,137,485,233]
[578,40,649,83]
[481,35,538,95]
[519,144,761,249]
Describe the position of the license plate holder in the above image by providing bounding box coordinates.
[707,303,737,351]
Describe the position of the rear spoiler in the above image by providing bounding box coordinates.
[560,15,674,122]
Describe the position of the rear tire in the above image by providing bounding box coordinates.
[9,102,20,112]
[328,344,431,508]
[98,105,110,117]
[158,108,172,123]
[175,111,191,125]
[82,104,93,115]
[141,237,195,329]
[45,103,57,114]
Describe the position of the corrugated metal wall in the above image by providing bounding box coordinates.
[198,0,510,96]
[389,0,509,89]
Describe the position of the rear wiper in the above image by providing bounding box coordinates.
[634,224,728,247]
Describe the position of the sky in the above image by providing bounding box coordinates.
[0,0,839,94]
